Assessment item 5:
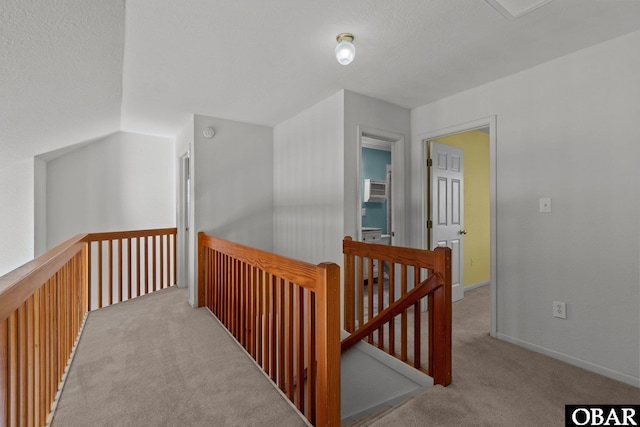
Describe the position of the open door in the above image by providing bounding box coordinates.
[428,141,465,302]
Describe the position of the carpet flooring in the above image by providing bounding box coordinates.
[369,285,640,427]
[51,286,308,427]
[51,284,640,426]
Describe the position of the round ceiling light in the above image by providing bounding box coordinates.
[335,33,355,65]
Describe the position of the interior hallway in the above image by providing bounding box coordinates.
[51,286,308,426]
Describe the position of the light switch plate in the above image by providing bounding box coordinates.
[361,208,366,216]
[539,197,552,213]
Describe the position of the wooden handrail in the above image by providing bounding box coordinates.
[342,236,452,386]
[0,227,177,426]
[340,273,443,353]
[0,234,87,324]
[198,232,341,426]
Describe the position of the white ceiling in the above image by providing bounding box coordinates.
[3,0,640,152]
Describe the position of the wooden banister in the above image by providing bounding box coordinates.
[342,236,452,386]
[341,274,443,354]
[0,227,177,426]
[198,232,341,426]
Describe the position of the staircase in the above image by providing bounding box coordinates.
[340,331,432,424]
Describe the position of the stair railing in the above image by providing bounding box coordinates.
[342,236,452,386]
[0,227,177,426]
[198,232,341,427]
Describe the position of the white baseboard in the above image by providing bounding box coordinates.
[496,333,640,389]
[464,281,490,293]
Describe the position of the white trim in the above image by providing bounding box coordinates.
[464,280,490,293]
[416,115,498,337]
[497,333,640,388]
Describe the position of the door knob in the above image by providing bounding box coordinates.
[459,229,467,235]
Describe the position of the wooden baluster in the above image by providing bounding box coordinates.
[270,275,277,381]
[126,238,132,301]
[33,291,41,425]
[367,257,374,344]
[343,236,355,332]
[159,235,164,290]
[238,262,245,346]
[49,277,56,420]
[413,266,421,370]
[152,235,157,292]
[144,236,149,295]
[256,268,263,367]
[277,278,285,390]
[1,318,8,426]
[108,239,113,306]
[136,237,141,298]
[18,304,26,423]
[8,311,18,427]
[400,264,408,362]
[388,262,396,356]
[172,232,177,286]
[295,286,304,413]
[285,281,294,400]
[378,258,385,349]
[306,291,316,424]
[97,241,103,309]
[357,257,364,332]
[263,273,271,377]
[26,296,34,426]
[248,266,256,359]
[86,243,92,311]
[117,239,123,304]
[43,282,49,425]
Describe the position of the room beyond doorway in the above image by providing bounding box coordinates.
[418,116,497,337]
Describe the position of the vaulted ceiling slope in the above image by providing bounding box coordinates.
[3,0,640,153]
[1,0,124,157]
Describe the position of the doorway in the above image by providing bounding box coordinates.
[356,126,405,247]
[419,116,497,337]
[178,151,191,289]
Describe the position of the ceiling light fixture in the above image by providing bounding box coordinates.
[335,33,355,65]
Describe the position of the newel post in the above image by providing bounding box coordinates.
[197,232,205,308]
[432,246,452,386]
[314,262,341,427]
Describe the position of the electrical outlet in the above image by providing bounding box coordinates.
[553,301,566,319]
[361,208,366,216]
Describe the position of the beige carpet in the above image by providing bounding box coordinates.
[51,284,640,427]
[51,286,308,427]
[369,286,640,427]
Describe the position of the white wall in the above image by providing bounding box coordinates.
[45,131,175,249]
[0,0,124,276]
[273,91,345,266]
[344,91,411,247]
[411,30,640,386]
[186,114,273,306]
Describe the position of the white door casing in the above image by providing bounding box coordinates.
[429,141,464,302]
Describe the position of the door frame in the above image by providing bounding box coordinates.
[356,125,405,246]
[418,116,497,337]
[177,150,191,290]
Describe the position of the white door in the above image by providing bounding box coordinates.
[429,142,465,302]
